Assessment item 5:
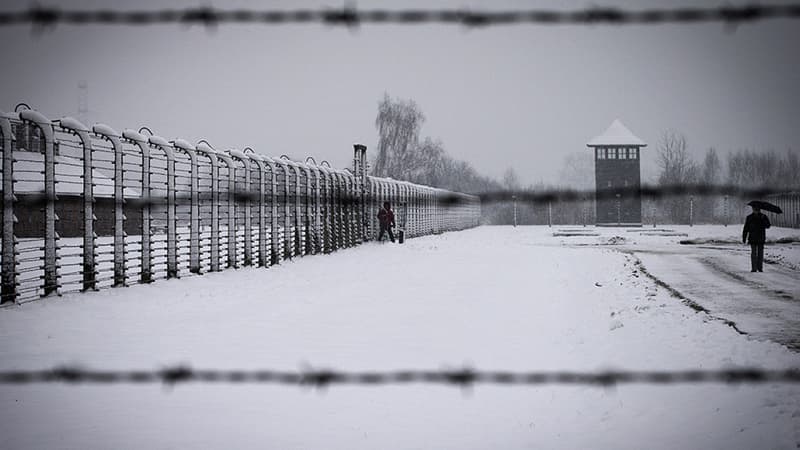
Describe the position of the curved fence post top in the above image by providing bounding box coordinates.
[195,140,218,156]
[18,109,51,126]
[18,110,55,140]
[260,155,278,167]
[171,139,197,165]
[171,138,194,152]
[147,135,170,147]
[274,157,289,170]
[228,149,252,168]
[57,116,90,134]
[147,135,175,157]
[245,152,267,171]
[216,152,234,168]
[284,160,302,170]
[92,123,120,139]
[243,151,262,161]
[121,129,147,143]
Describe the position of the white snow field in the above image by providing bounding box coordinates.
[1,225,799,449]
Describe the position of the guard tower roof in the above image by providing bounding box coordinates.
[586,119,647,147]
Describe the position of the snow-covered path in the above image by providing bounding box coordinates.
[1,226,799,449]
[615,229,800,350]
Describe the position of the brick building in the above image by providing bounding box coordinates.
[587,120,646,226]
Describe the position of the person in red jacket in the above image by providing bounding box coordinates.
[742,205,771,272]
[377,202,395,243]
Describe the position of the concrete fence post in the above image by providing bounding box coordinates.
[230,150,252,266]
[217,153,236,268]
[148,135,178,278]
[122,130,152,282]
[265,158,279,265]
[245,151,268,267]
[195,142,219,271]
[311,164,322,253]
[94,124,126,286]
[172,140,200,273]
[59,117,97,291]
[1,113,16,303]
[277,160,291,259]
[20,110,57,296]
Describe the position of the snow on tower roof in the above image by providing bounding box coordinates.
[586,119,647,147]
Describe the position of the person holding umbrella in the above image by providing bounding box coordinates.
[742,200,780,272]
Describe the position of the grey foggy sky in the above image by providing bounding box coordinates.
[1,0,799,186]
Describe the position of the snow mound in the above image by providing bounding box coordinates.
[605,235,627,245]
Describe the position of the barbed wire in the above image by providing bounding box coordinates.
[0,4,799,29]
[1,366,798,387]
[5,183,797,208]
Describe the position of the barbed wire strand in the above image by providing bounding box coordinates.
[0,4,799,29]
[1,366,799,387]
[5,183,798,208]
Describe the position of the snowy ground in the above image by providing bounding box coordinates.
[1,225,799,449]
[553,225,800,350]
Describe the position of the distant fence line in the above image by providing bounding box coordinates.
[482,188,799,228]
[766,192,800,228]
[0,108,481,304]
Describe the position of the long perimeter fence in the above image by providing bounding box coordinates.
[0,108,481,304]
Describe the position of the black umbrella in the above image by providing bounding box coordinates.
[747,200,783,214]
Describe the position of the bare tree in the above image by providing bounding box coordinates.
[374,93,425,179]
[727,148,800,190]
[657,132,696,186]
[657,131,697,223]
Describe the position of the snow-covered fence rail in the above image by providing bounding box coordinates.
[0,108,481,304]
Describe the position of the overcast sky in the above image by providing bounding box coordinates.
[1,0,799,186]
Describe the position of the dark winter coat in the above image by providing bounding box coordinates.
[378,208,395,228]
[743,212,771,244]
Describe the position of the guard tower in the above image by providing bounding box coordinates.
[587,120,646,226]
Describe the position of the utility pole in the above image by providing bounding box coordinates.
[512,195,517,227]
[723,195,728,227]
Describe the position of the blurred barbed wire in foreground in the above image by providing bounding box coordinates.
[0,4,798,30]
[9,183,798,208]
[1,366,799,387]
